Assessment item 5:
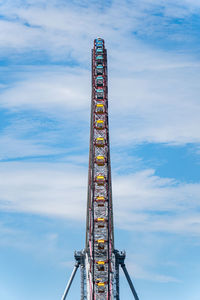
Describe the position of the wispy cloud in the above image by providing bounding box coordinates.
[0,161,200,236]
[0,0,199,298]
[127,261,180,283]
[110,63,200,145]
[1,59,200,148]
[0,162,87,219]
[0,0,199,149]
[0,110,76,161]
[0,67,90,111]
[0,0,199,61]
[113,169,200,235]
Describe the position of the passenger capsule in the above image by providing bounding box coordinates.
[97,262,105,271]
[97,282,105,286]
[96,88,104,99]
[95,137,105,147]
[96,217,106,228]
[98,239,105,243]
[96,196,105,204]
[97,282,105,293]
[97,240,105,249]
[96,48,103,54]
[96,175,105,185]
[96,120,105,130]
[96,156,105,166]
[96,55,103,64]
[95,38,103,46]
[97,217,105,222]
[96,65,103,75]
[96,76,104,87]
[95,104,105,114]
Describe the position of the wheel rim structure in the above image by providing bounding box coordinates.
[61,38,140,300]
[85,38,115,300]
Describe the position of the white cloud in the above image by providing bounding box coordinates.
[0,19,42,50]
[0,68,90,112]
[0,112,74,160]
[127,261,180,282]
[0,0,199,242]
[0,162,87,219]
[0,162,200,236]
[0,0,198,61]
[0,0,199,148]
[0,135,62,160]
[110,63,200,145]
[1,58,200,147]
[0,67,91,160]
[113,169,200,235]
[0,0,199,295]
[0,161,198,285]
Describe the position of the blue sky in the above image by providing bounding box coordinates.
[0,0,200,299]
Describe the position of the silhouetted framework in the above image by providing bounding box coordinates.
[61,38,140,300]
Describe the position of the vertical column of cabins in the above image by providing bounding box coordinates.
[92,38,110,300]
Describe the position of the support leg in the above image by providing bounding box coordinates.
[80,264,85,300]
[115,258,120,300]
[121,264,139,300]
[61,263,79,300]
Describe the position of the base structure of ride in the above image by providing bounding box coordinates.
[61,38,139,300]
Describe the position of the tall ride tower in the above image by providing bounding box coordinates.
[61,38,139,300]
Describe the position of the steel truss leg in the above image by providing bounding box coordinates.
[80,262,85,300]
[61,263,79,300]
[115,256,120,300]
[61,250,85,300]
[114,250,139,300]
[120,264,139,300]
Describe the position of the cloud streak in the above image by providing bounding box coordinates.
[0,162,200,236]
[0,0,199,148]
[0,1,199,295]
[0,162,87,219]
[113,169,200,235]
[0,0,199,61]
[1,59,200,148]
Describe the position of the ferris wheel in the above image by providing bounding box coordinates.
[61,38,139,300]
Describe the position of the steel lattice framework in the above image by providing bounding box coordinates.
[85,38,114,300]
[61,38,140,300]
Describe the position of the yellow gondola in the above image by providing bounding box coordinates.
[95,104,105,114]
[96,196,105,206]
[96,175,105,185]
[96,156,105,166]
[97,217,105,222]
[96,217,106,228]
[96,120,105,129]
[97,261,105,265]
[96,196,105,201]
[97,282,105,286]
[95,137,105,147]
[97,282,105,293]
[97,239,105,243]
[97,240,105,250]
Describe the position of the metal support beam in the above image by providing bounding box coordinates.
[114,250,120,300]
[61,250,86,300]
[61,39,140,300]
[114,249,139,300]
[80,264,85,300]
[61,263,79,300]
[121,264,139,300]
[79,252,86,300]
